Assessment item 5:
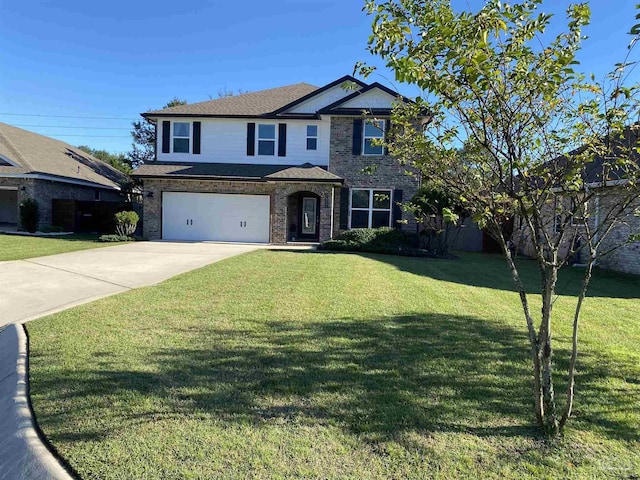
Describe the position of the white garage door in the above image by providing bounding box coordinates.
[162,192,270,243]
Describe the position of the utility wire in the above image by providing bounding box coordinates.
[14,124,131,130]
[0,113,137,120]
[45,134,131,138]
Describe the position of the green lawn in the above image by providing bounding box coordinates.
[0,233,108,261]
[27,251,640,479]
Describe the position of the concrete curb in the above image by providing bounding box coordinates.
[0,324,73,480]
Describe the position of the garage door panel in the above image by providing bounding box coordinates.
[162,192,270,243]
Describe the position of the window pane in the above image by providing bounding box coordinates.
[174,122,190,137]
[351,210,369,228]
[364,120,384,137]
[364,139,383,155]
[372,210,390,228]
[173,138,189,153]
[306,125,318,137]
[258,124,275,139]
[351,190,370,209]
[306,138,317,150]
[373,190,391,209]
[258,140,275,155]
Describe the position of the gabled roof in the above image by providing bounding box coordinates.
[317,82,412,115]
[144,83,319,118]
[0,122,128,190]
[141,75,414,120]
[132,162,343,183]
[271,75,367,115]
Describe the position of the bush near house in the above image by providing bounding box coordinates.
[19,198,40,233]
[114,211,139,237]
[98,234,136,243]
[318,227,428,256]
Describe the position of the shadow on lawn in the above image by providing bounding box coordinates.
[303,250,640,299]
[31,312,638,448]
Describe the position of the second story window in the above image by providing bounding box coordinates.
[306,125,318,150]
[173,122,190,153]
[258,124,276,155]
[363,119,385,155]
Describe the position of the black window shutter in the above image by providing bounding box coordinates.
[352,119,363,155]
[339,187,350,230]
[278,123,287,157]
[193,121,201,154]
[384,120,391,155]
[161,121,170,154]
[392,189,403,229]
[246,123,255,156]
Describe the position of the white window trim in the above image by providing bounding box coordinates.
[362,119,385,156]
[257,123,277,156]
[172,122,191,154]
[570,197,587,227]
[306,125,318,151]
[349,188,393,229]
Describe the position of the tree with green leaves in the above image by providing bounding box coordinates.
[128,97,187,167]
[358,0,640,435]
[409,183,466,256]
[77,145,133,175]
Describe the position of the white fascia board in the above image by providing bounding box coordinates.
[0,154,20,167]
[550,178,629,193]
[0,173,121,191]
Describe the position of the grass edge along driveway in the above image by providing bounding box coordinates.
[27,250,640,479]
[0,233,108,261]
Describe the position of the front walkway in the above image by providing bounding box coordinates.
[0,241,263,327]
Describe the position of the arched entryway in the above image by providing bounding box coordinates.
[287,191,320,242]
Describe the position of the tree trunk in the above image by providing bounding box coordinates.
[539,263,559,435]
[559,261,594,431]
[502,239,544,426]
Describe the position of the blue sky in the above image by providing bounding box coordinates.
[1,1,638,154]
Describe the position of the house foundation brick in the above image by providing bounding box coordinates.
[141,178,337,244]
[328,116,421,232]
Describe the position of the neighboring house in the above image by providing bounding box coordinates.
[132,75,422,244]
[0,122,129,232]
[514,134,640,276]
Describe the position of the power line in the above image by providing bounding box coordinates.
[46,134,131,138]
[15,124,131,130]
[0,113,138,120]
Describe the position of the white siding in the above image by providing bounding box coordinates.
[156,117,330,165]
[287,84,361,114]
[338,88,398,110]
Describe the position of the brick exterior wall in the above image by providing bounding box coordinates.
[594,194,640,276]
[138,115,422,245]
[0,177,122,230]
[513,192,640,276]
[328,116,421,232]
[141,178,336,243]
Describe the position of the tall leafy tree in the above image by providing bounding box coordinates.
[128,97,187,167]
[77,145,133,175]
[359,0,640,435]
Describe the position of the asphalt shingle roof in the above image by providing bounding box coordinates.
[132,162,343,183]
[145,83,319,117]
[0,122,128,189]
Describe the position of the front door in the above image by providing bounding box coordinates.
[298,196,319,241]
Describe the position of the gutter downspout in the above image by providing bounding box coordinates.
[330,187,335,239]
[592,194,600,267]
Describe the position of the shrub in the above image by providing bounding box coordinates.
[114,211,139,237]
[99,234,135,242]
[19,198,40,233]
[318,227,423,256]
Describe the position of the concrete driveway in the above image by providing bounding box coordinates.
[0,241,262,327]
